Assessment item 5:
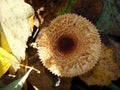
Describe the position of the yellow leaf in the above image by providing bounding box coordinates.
[80,44,120,86]
[0,0,34,61]
[28,15,34,32]
[0,23,11,53]
[0,47,12,77]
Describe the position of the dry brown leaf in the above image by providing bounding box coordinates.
[80,43,120,86]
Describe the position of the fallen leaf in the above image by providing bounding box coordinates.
[80,43,120,86]
[0,48,12,78]
[108,37,120,66]
[0,24,11,53]
[28,15,34,32]
[0,0,34,61]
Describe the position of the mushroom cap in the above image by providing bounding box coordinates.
[37,14,101,77]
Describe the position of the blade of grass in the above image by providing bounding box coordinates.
[0,67,33,90]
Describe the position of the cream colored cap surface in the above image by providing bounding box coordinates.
[37,14,101,77]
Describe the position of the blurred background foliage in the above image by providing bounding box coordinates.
[96,0,120,37]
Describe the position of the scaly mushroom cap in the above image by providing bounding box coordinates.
[36,14,101,77]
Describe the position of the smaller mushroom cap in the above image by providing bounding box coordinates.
[36,14,101,77]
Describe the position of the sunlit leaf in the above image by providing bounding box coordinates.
[0,0,34,61]
[0,47,12,77]
[0,67,33,90]
[0,24,11,53]
[28,15,34,32]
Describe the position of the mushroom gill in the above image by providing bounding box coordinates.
[36,14,101,77]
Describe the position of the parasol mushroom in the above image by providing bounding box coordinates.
[36,14,101,77]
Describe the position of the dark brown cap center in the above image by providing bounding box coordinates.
[56,35,76,54]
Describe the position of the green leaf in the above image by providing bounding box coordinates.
[108,83,120,90]
[0,67,33,90]
[57,0,76,15]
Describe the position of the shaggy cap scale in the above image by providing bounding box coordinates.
[36,14,101,77]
